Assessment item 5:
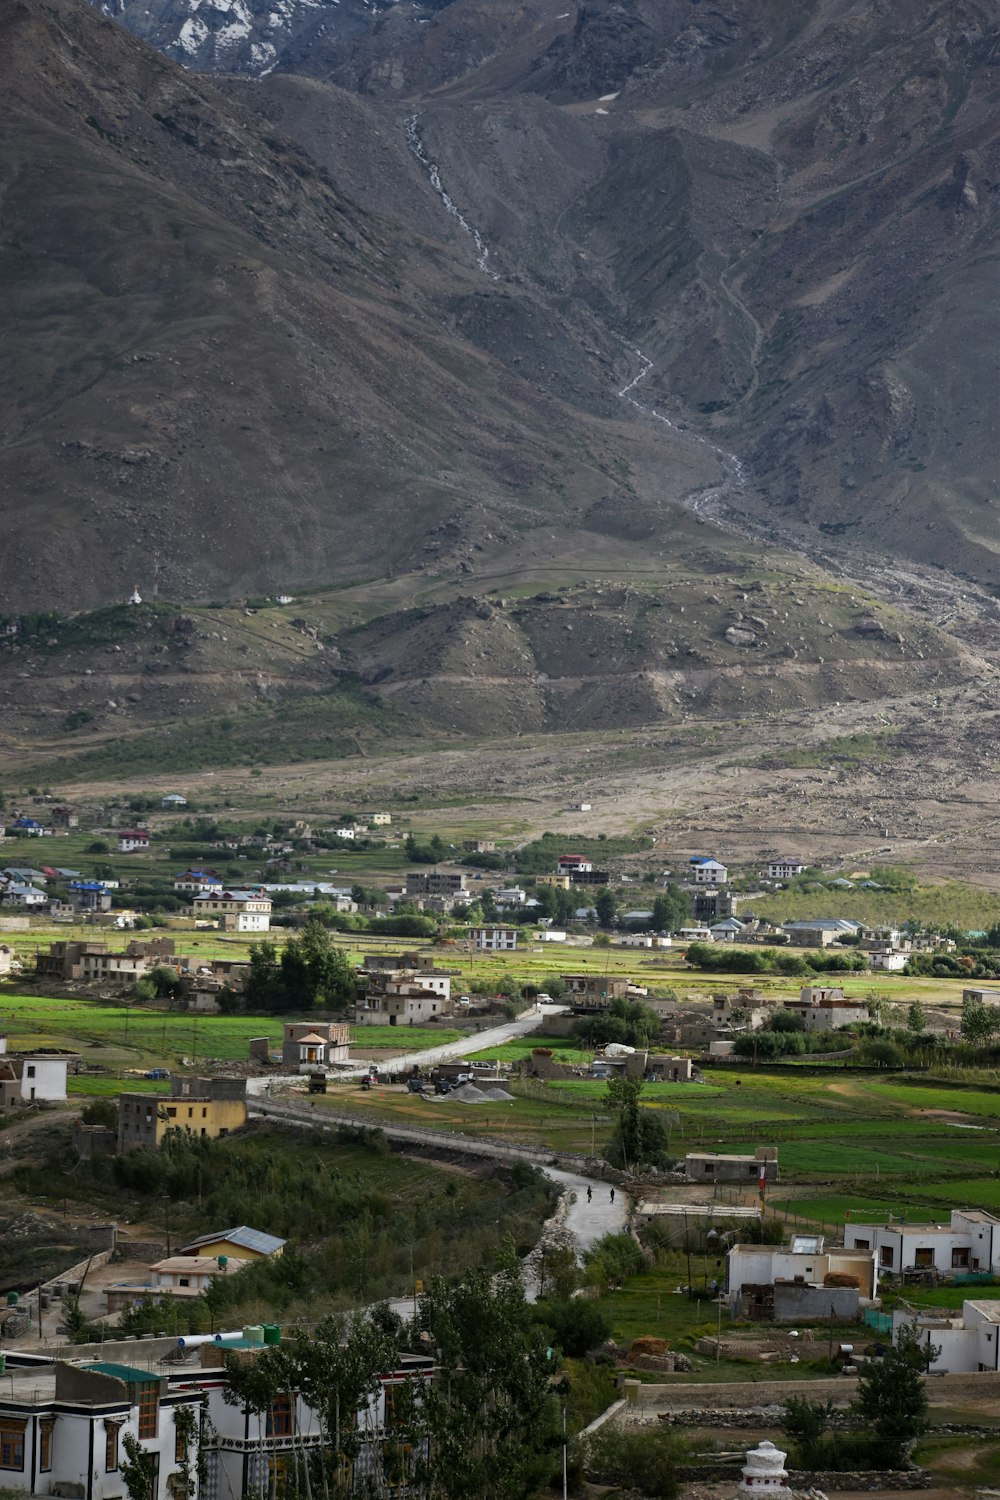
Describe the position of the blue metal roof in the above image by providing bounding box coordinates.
[180,1225,286,1256]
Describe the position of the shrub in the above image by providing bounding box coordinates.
[584,1232,645,1291]
[80,1098,117,1128]
[580,1423,689,1498]
[535,1298,611,1357]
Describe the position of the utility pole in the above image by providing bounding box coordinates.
[562,1405,567,1500]
[683,1210,693,1295]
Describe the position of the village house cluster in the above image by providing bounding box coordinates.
[0,1326,433,1500]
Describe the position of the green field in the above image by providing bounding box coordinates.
[310,1081,611,1156]
[0,992,464,1075]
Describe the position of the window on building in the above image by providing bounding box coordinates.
[167,1107,177,1118]
[26,1065,35,1078]
[266,1398,293,1438]
[853,1238,871,1250]
[202,1108,207,1119]
[953,1248,970,1269]
[105,1422,121,1472]
[880,1245,895,1268]
[0,1421,26,1471]
[175,1419,189,1464]
[39,1420,54,1472]
[137,1383,160,1439]
[914,1248,934,1269]
[179,1278,189,1287]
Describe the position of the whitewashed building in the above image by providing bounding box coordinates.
[844,1208,1000,1279]
[0,1357,197,1500]
[727,1236,877,1307]
[173,871,223,895]
[117,830,150,853]
[1,1334,435,1500]
[893,1302,1000,1373]
[469,926,519,951]
[190,890,272,932]
[689,856,728,884]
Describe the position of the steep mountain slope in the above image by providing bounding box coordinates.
[86,0,1000,589]
[4,0,717,612]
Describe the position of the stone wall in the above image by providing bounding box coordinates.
[792,1471,929,1491]
[624,1368,1000,1410]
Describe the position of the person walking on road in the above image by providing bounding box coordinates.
[586,1185,592,1203]
[610,1187,615,1204]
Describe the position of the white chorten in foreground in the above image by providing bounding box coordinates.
[739,1440,789,1493]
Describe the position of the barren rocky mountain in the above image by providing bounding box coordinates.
[7,0,1000,783]
[3,0,690,612]
[9,0,1000,616]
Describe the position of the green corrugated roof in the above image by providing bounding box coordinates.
[83,1363,159,1385]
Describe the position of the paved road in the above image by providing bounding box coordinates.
[246,1004,567,1095]
[546,1166,627,1252]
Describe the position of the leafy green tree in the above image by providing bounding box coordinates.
[858,1038,904,1068]
[171,1405,201,1500]
[583,1232,645,1291]
[534,1244,580,1301]
[149,964,182,1000]
[350,883,383,907]
[594,887,617,927]
[605,1073,643,1169]
[961,995,999,1045]
[397,1255,559,1500]
[245,939,285,1011]
[576,996,661,1050]
[291,1310,401,1490]
[223,1345,287,1500]
[850,1320,938,1462]
[864,989,889,1025]
[286,919,356,1008]
[651,886,689,933]
[534,1298,610,1358]
[121,1432,160,1500]
[906,1000,925,1032]
[405,832,448,863]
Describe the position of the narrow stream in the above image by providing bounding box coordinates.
[406,115,500,281]
[406,116,747,518]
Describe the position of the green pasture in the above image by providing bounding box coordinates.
[888,1283,1000,1311]
[309,1080,611,1156]
[913,1434,1000,1488]
[769,1193,948,1228]
[0,992,463,1075]
[471,1038,594,1066]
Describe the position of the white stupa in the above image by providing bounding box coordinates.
[128,587,142,605]
[739,1440,789,1494]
